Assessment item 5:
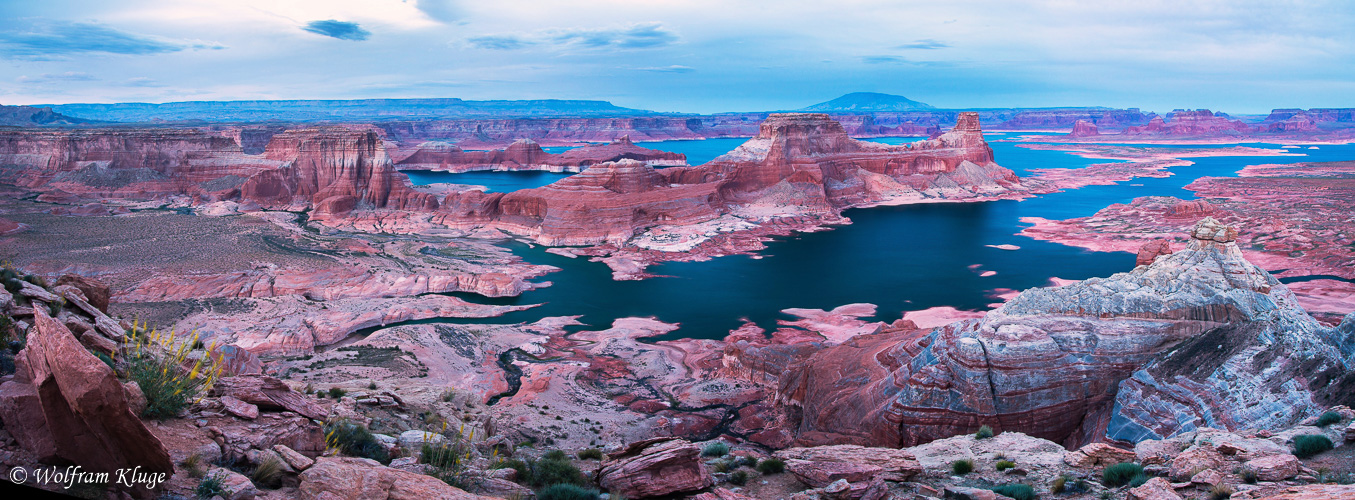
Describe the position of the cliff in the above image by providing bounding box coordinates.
[1123,109,1252,136]
[395,135,686,173]
[435,112,1023,246]
[774,218,1354,448]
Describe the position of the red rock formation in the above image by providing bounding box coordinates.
[597,438,712,498]
[0,310,174,498]
[772,218,1352,448]
[1135,240,1173,267]
[1123,110,1252,136]
[1069,120,1100,138]
[434,112,1023,246]
[395,135,686,173]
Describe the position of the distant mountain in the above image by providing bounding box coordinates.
[800,92,934,112]
[0,104,91,126]
[42,98,657,123]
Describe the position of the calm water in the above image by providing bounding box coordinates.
[404,135,1355,340]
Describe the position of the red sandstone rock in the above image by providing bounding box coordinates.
[0,309,173,498]
[1126,477,1183,500]
[1243,454,1300,482]
[1123,110,1252,137]
[1136,240,1173,267]
[54,274,112,314]
[396,135,686,173]
[597,438,712,498]
[1069,120,1100,137]
[210,374,326,420]
[1064,442,1137,468]
[1249,484,1355,499]
[298,457,492,500]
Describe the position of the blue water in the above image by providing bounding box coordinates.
[405,136,1355,341]
[639,137,754,166]
[401,170,570,192]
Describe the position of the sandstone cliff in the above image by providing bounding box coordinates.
[395,135,686,173]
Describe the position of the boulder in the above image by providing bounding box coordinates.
[1189,468,1224,486]
[598,438,712,498]
[17,280,59,303]
[55,274,111,313]
[943,486,1005,500]
[398,429,446,449]
[220,395,260,420]
[1135,240,1173,267]
[298,456,491,500]
[123,381,148,416]
[1244,454,1301,482]
[1345,421,1354,442]
[273,444,315,471]
[462,475,533,499]
[786,459,882,488]
[1126,477,1183,500]
[0,309,173,497]
[774,444,922,481]
[207,467,258,500]
[211,374,326,419]
[1064,442,1138,468]
[1168,446,1226,481]
[208,413,326,458]
[693,488,759,500]
[211,344,264,376]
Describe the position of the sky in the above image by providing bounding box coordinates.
[0,0,1352,114]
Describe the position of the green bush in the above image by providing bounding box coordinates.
[1293,434,1333,458]
[757,458,786,474]
[1315,411,1342,427]
[991,483,1035,500]
[328,387,346,399]
[325,420,390,463]
[423,441,472,489]
[1051,474,1087,494]
[124,340,219,420]
[1102,462,1144,487]
[492,459,532,484]
[1128,473,1148,488]
[251,455,285,489]
[535,484,598,500]
[952,459,974,475]
[702,441,730,457]
[1241,467,1258,484]
[975,425,995,439]
[532,454,586,489]
[195,475,224,499]
[576,448,603,460]
[729,470,749,486]
[996,459,1016,471]
[543,450,569,461]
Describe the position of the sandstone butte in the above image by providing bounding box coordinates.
[761,218,1355,449]
[394,135,687,173]
[433,112,1024,246]
[0,112,1024,250]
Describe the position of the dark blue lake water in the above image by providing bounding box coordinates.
[409,135,1355,340]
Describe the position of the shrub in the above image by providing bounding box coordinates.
[493,458,532,484]
[124,324,222,420]
[328,387,346,399]
[251,455,285,488]
[1102,462,1144,487]
[543,450,569,461]
[1315,411,1342,427]
[1210,484,1235,500]
[1241,467,1258,484]
[996,460,1016,471]
[952,459,974,475]
[729,470,749,486]
[576,448,603,460]
[536,484,598,500]
[991,484,1036,500]
[325,420,390,463]
[422,441,473,489]
[441,389,457,402]
[1051,474,1087,495]
[1293,434,1333,458]
[757,458,786,474]
[195,475,224,499]
[532,454,586,489]
[975,425,995,439]
[367,381,378,390]
[1128,473,1148,488]
[316,390,326,398]
[702,441,730,457]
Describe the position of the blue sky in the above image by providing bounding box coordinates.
[0,0,1352,114]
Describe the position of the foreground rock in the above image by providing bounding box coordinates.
[0,309,174,497]
[597,438,712,498]
[298,456,493,500]
[774,218,1355,447]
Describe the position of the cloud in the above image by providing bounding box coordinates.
[302,20,371,41]
[862,55,908,64]
[467,35,531,50]
[549,23,678,49]
[124,77,165,87]
[896,39,948,50]
[0,20,223,57]
[415,0,461,23]
[15,72,97,83]
[467,23,679,51]
[636,65,694,73]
